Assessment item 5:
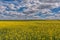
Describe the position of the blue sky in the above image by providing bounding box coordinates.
[0,0,60,20]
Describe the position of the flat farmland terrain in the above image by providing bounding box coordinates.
[0,20,60,40]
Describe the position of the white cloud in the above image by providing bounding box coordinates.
[0,0,60,20]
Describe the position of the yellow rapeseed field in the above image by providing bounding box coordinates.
[0,20,60,40]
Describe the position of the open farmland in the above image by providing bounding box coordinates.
[0,20,60,40]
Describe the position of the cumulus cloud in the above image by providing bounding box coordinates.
[0,0,60,20]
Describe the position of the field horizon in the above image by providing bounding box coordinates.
[0,20,60,40]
